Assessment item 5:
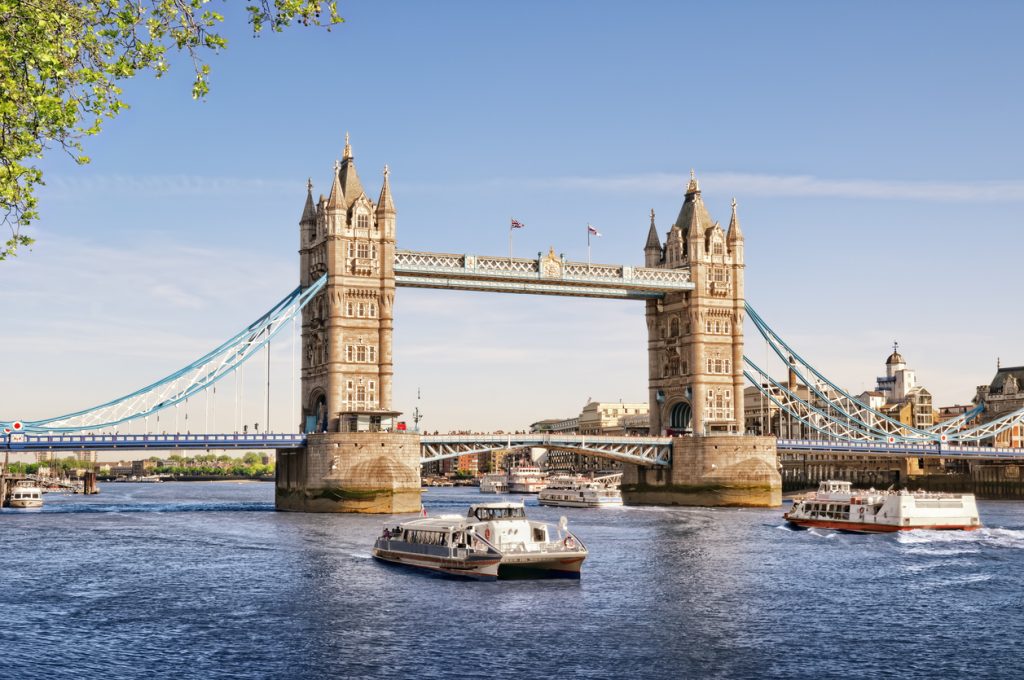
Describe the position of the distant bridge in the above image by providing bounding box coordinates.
[10,433,1024,466]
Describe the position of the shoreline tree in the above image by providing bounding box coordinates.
[0,0,342,260]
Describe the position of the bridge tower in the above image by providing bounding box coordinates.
[276,135,421,513]
[626,172,780,506]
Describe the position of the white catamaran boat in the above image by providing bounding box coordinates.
[479,472,508,494]
[373,502,587,579]
[538,473,623,508]
[506,466,548,493]
[7,480,44,509]
[784,480,982,533]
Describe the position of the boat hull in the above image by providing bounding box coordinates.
[371,547,500,580]
[784,516,981,533]
[537,497,623,508]
[7,499,44,509]
[497,552,586,579]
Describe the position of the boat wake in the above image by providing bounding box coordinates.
[895,526,1024,551]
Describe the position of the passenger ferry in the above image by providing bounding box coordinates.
[373,502,587,579]
[538,473,623,508]
[784,480,981,533]
[478,472,508,494]
[372,516,504,580]
[506,466,548,493]
[6,480,44,509]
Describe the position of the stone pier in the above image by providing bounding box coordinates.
[622,434,781,507]
[276,431,422,513]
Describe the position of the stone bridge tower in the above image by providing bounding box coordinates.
[298,135,396,433]
[625,172,780,507]
[277,135,420,513]
[645,172,746,436]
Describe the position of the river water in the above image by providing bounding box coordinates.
[2,483,1023,679]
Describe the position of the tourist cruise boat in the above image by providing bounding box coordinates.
[538,473,623,508]
[506,465,548,493]
[784,480,981,533]
[6,480,44,509]
[479,472,508,494]
[372,516,504,580]
[373,502,587,579]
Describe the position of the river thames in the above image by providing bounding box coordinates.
[2,482,1023,679]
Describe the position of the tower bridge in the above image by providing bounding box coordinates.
[7,135,1024,512]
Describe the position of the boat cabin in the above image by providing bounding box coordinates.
[818,480,852,495]
[468,504,527,521]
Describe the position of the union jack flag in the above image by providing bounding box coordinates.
[511,218,525,229]
[587,224,602,237]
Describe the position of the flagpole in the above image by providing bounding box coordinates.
[509,217,513,262]
[587,224,591,269]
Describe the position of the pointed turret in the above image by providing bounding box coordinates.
[376,164,395,217]
[727,197,743,243]
[325,159,345,211]
[644,208,663,266]
[674,169,715,241]
[339,132,365,207]
[300,178,316,224]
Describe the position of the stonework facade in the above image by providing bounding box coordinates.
[644,174,746,436]
[298,135,396,433]
[622,434,781,507]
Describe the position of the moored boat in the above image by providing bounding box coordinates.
[479,472,508,494]
[784,480,981,533]
[6,480,44,509]
[538,473,623,508]
[506,465,547,493]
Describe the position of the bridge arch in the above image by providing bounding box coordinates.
[668,400,692,433]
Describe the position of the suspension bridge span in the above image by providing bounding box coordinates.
[5,138,1024,511]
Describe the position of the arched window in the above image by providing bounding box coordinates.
[670,317,679,337]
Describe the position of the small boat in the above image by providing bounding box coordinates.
[506,465,547,493]
[784,480,982,533]
[373,502,587,579]
[479,472,508,494]
[6,480,44,509]
[538,473,623,508]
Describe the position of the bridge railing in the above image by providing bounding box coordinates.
[4,433,307,452]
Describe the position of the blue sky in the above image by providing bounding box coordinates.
[2,1,1023,436]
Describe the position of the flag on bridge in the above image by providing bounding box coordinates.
[587,224,601,237]
[511,218,525,229]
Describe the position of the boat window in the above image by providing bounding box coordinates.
[472,506,526,521]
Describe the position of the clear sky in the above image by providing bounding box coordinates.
[2,1,1023,437]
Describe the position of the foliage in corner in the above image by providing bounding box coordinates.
[0,0,342,261]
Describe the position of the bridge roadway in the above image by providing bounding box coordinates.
[6,434,1024,463]
[393,250,694,300]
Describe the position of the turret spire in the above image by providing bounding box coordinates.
[376,164,395,216]
[339,134,365,207]
[686,168,700,194]
[300,178,316,223]
[727,197,743,242]
[326,159,345,211]
[645,208,662,250]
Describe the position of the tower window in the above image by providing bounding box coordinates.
[357,213,370,230]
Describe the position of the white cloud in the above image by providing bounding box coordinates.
[405,172,1024,203]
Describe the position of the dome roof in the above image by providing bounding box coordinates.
[886,351,905,366]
